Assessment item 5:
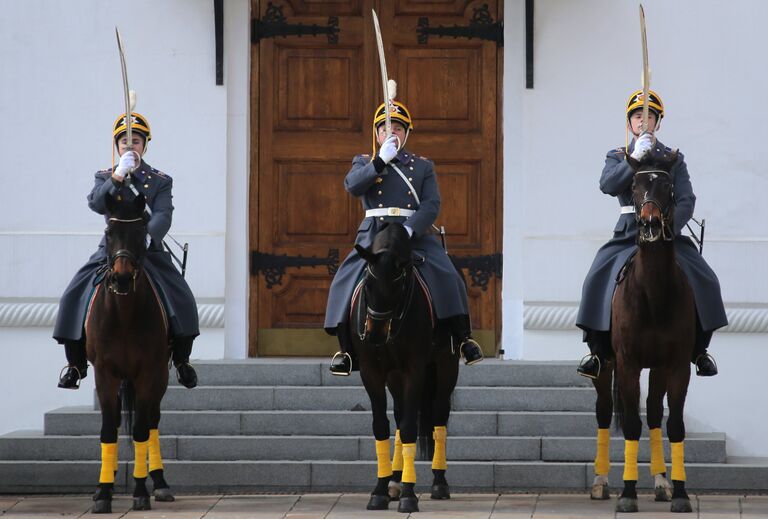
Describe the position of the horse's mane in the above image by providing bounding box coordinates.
[371,223,411,264]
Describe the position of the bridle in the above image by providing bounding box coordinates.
[104,217,145,295]
[633,170,675,243]
[358,262,413,344]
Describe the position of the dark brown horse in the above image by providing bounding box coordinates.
[86,193,174,513]
[351,223,460,513]
[590,149,696,513]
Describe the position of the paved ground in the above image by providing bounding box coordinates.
[1,493,767,518]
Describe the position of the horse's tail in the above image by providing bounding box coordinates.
[612,363,623,433]
[417,361,437,461]
[119,380,135,438]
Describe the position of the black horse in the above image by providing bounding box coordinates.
[350,223,460,513]
[85,193,174,513]
[591,149,696,514]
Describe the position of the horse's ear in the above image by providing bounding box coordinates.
[105,192,117,214]
[626,153,641,171]
[133,193,146,215]
[667,148,680,166]
[355,244,377,263]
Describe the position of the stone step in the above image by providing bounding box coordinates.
[46,407,620,437]
[0,431,726,463]
[1,459,765,494]
[170,359,591,388]
[138,385,595,412]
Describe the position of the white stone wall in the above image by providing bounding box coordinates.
[503,0,768,457]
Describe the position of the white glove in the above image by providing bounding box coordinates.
[404,225,414,238]
[630,133,654,161]
[378,135,399,164]
[113,151,138,182]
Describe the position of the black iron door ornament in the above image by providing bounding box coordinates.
[251,249,340,289]
[449,253,502,291]
[252,2,340,44]
[417,4,503,47]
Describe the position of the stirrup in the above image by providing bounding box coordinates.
[330,351,352,376]
[577,354,600,380]
[58,365,83,389]
[694,352,718,376]
[459,338,483,365]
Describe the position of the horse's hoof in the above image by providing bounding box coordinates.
[387,480,402,501]
[397,496,419,514]
[133,496,151,511]
[616,497,638,513]
[92,500,112,514]
[591,484,610,500]
[655,485,672,502]
[366,494,390,510]
[431,483,451,500]
[153,487,175,502]
[671,497,693,513]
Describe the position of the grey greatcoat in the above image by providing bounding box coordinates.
[324,148,469,333]
[53,161,200,343]
[576,141,728,334]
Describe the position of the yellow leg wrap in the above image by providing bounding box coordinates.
[401,443,417,484]
[375,439,393,478]
[149,429,163,472]
[99,443,118,484]
[392,429,404,471]
[649,428,667,476]
[594,428,611,475]
[133,440,149,479]
[622,440,639,481]
[670,441,686,481]
[432,426,447,470]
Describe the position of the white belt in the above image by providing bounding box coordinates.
[365,207,415,218]
[620,206,636,215]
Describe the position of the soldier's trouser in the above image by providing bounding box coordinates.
[447,314,473,344]
[65,339,87,369]
[172,336,195,366]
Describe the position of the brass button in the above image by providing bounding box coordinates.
[116,195,122,201]
[379,217,384,221]
[409,166,414,170]
[143,184,149,189]
[377,190,382,195]
[147,176,151,179]
[378,203,383,208]
[408,177,413,181]
[407,191,412,196]
[407,203,411,208]
[376,177,383,184]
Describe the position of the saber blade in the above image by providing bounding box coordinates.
[639,4,650,134]
[115,27,133,147]
[371,9,391,138]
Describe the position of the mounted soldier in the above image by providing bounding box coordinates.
[324,80,484,376]
[576,90,727,379]
[54,112,199,390]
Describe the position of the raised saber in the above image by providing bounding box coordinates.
[371,9,391,138]
[115,27,136,153]
[639,4,651,134]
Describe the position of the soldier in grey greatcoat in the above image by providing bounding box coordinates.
[54,112,199,389]
[324,88,483,375]
[576,90,726,379]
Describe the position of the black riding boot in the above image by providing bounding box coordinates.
[450,315,484,365]
[58,339,88,390]
[172,336,198,389]
[577,330,611,380]
[693,321,717,377]
[330,323,356,376]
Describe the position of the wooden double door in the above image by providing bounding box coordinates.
[249,0,503,356]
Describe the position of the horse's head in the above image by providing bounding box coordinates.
[103,193,149,295]
[354,223,413,345]
[627,148,679,244]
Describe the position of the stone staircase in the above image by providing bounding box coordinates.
[1,359,766,494]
